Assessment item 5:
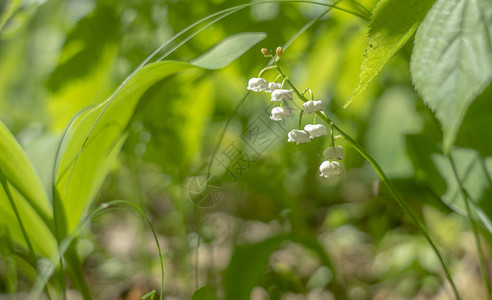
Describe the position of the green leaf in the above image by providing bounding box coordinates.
[191,32,266,69]
[406,134,492,233]
[55,61,196,234]
[0,121,56,257]
[191,287,216,300]
[224,236,285,300]
[410,0,492,151]
[130,72,215,180]
[343,0,434,108]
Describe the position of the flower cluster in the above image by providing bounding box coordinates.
[247,47,346,179]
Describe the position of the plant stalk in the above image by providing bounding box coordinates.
[275,64,462,300]
[448,154,491,298]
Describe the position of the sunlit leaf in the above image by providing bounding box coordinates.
[410,0,492,151]
[0,121,56,257]
[132,72,214,180]
[191,32,266,69]
[55,61,196,233]
[343,0,434,108]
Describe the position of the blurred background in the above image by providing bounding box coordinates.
[1,0,491,299]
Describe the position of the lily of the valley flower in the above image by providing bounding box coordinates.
[319,160,341,178]
[271,89,293,102]
[302,100,324,114]
[287,129,311,144]
[268,82,282,93]
[270,106,293,121]
[247,78,269,92]
[323,146,344,160]
[304,124,327,139]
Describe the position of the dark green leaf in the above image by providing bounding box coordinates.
[191,287,216,300]
[406,134,492,233]
[224,236,285,300]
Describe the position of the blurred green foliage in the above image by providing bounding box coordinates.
[0,0,491,299]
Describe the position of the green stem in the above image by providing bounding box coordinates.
[330,123,335,147]
[258,66,277,77]
[281,76,288,89]
[276,64,461,300]
[298,111,304,129]
[448,154,491,298]
[66,244,92,300]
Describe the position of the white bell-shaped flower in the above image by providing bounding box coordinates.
[271,89,293,102]
[323,146,344,160]
[270,106,293,121]
[268,82,282,93]
[304,124,327,139]
[319,160,341,178]
[247,78,269,92]
[302,100,324,114]
[287,129,311,145]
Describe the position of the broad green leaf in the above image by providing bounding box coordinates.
[130,72,215,180]
[0,121,56,257]
[343,0,434,108]
[410,0,492,151]
[55,61,196,233]
[191,32,266,69]
[224,236,285,300]
[191,287,216,300]
[24,133,61,197]
[406,134,492,233]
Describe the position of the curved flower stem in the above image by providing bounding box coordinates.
[330,123,335,147]
[275,64,461,300]
[448,154,491,298]
[281,76,288,89]
[298,111,304,129]
[258,66,278,77]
